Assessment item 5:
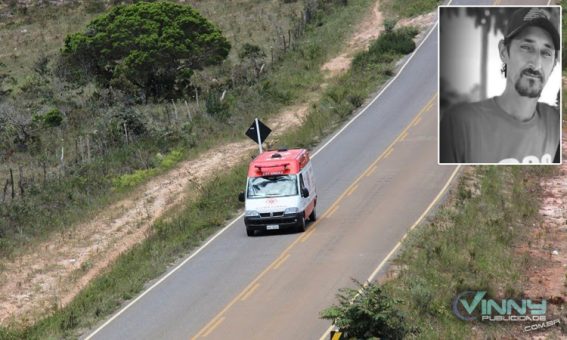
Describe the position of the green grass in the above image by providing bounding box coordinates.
[0,19,423,340]
[111,148,184,189]
[380,0,441,18]
[346,165,556,338]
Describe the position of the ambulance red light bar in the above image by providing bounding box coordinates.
[254,162,291,175]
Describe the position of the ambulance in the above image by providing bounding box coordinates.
[239,148,317,236]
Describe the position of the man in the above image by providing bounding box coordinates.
[440,7,560,164]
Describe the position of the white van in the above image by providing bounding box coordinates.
[239,148,317,236]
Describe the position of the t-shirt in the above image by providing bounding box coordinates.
[440,98,560,164]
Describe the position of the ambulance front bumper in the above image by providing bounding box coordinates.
[244,212,301,231]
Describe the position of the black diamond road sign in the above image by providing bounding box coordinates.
[245,119,271,145]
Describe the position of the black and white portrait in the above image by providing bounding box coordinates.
[439,6,561,164]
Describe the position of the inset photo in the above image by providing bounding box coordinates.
[439,6,561,164]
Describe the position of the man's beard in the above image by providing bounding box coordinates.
[514,69,544,98]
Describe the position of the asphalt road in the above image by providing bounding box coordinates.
[85,0,551,339]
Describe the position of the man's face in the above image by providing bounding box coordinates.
[502,26,556,98]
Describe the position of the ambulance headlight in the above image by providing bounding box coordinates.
[245,210,260,217]
[284,207,299,215]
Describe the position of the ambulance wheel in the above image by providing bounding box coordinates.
[296,215,306,233]
[309,207,317,222]
[246,228,255,237]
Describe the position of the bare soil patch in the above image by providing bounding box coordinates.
[321,1,383,78]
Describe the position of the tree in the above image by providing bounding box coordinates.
[62,1,230,102]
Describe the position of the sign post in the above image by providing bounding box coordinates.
[255,118,263,153]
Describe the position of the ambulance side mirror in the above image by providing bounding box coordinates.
[238,192,245,202]
[301,188,309,198]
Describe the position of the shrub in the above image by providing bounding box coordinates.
[205,91,231,122]
[239,43,265,60]
[97,107,148,145]
[42,108,64,128]
[352,27,417,70]
[369,27,418,56]
[384,18,398,32]
[320,280,412,339]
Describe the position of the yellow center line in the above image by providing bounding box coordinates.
[365,165,378,177]
[240,283,260,301]
[191,242,302,338]
[201,316,225,338]
[400,131,409,141]
[383,147,394,159]
[272,254,291,270]
[191,92,438,339]
[412,115,422,127]
[300,227,317,243]
[346,184,359,197]
[326,205,340,218]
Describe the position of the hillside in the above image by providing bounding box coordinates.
[0,0,321,259]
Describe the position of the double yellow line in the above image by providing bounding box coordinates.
[298,93,436,243]
[192,92,438,338]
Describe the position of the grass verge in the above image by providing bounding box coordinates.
[322,165,558,338]
[381,0,441,19]
[0,20,422,340]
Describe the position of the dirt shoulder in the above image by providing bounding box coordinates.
[0,0,400,327]
[517,135,567,338]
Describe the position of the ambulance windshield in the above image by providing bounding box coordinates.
[247,175,298,198]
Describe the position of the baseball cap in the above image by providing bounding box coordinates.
[505,7,560,51]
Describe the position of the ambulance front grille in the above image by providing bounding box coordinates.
[259,211,284,217]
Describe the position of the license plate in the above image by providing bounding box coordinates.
[266,224,279,230]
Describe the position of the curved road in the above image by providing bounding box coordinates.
[84,0,550,339]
